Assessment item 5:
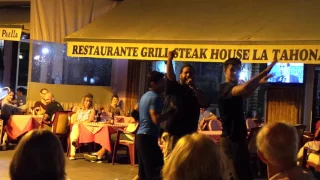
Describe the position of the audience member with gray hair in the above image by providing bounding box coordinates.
[256,122,315,180]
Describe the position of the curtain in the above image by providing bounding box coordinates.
[125,61,141,112]
[125,61,151,112]
[30,0,119,43]
[266,87,304,125]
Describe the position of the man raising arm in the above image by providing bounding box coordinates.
[218,58,276,180]
[161,50,210,163]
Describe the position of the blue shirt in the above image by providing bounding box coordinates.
[137,91,164,137]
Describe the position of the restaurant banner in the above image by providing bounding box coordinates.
[0,28,22,41]
[67,42,320,63]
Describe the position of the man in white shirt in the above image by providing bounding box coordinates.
[257,122,315,180]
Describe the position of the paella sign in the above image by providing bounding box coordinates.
[0,28,22,41]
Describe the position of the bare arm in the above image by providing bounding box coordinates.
[199,119,206,130]
[166,50,177,81]
[150,109,161,125]
[43,114,49,122]
[86,109,96,122]
[232,60,277,98]
[198,114,217,130]
[150,108,176,125]
[204,113,218,121]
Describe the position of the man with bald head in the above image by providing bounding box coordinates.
[43,92,64,125]
[257,122,314,180]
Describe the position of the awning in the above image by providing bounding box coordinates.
[30,0,119,43]
[0,6,30,41]
[65,0,320,63]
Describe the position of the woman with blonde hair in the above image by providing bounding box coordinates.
[69,93,95,160]
[10,129,66,180]
[162,133,225,180]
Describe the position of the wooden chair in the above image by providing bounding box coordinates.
[112,123,139,166]
[302,146,320,172]
[51,111,71,151]
[303,128,320,143]
[208,120,222,131]
[66,113,96,157]
[246,118,257,131]
[66,113,76,157]
[295,124,307,148]
[301,128,320,172]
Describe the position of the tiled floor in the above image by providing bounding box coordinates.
[0,150,138,180]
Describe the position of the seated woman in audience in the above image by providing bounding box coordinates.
[105,95,124,116]
[162,133,225,180]
[1,88,27,147]
[83,103,139,163]
[69,93,95,160]
[198,108,218,130]
[297,128,320,166]
[1,88,26,125]
[9,129,66,180]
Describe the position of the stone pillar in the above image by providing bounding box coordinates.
[303,65,315,131]
[3,41,13,87]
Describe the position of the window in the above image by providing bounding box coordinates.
[31,41,112,86]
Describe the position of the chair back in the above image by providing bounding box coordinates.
[295,124,307,142]
[52,111,71,135]
[246,118,257,131]
[247,127,261,154]
[208,120,222,131]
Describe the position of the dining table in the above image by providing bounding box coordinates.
[5,115,44,139]
[78,122,128,152]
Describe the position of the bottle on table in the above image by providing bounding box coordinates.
[110,112,114,124]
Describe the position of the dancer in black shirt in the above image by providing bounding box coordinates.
[219,58,276,180]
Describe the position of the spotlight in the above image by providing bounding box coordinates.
[42,48,49,55]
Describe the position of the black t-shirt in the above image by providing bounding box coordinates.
[45,101,64,121]
[33,101,47,110]
[218,82,247,141]
[164,79,200,137]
